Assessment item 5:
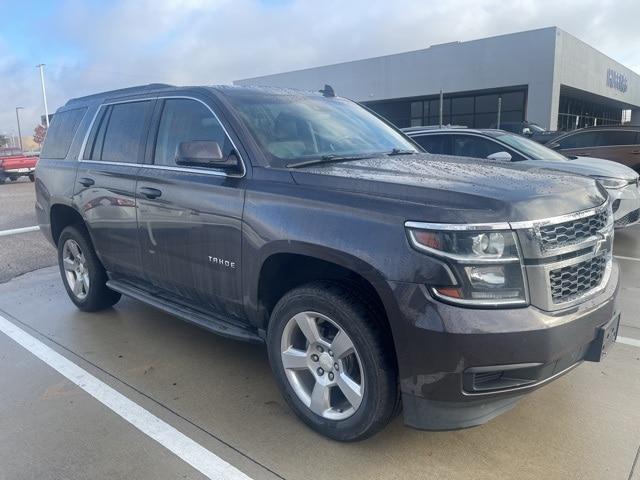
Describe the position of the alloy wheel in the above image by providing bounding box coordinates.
[62,239,90,300]
[280,311,364,420]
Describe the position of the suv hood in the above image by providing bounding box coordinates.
[290,153,606,224]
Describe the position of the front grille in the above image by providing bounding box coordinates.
[549,255,607,304]
[614,208,640,228]
[538,209,608,251]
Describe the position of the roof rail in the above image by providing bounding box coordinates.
[66,83,175,105]
[401,125,468,132]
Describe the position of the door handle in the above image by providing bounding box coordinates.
[631,150,640,155]
[78,177,95,187]
[139,187,162,199]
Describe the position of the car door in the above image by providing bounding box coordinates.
[553,130,602,158]
[136,96,247,320]
[593,130,640,169]
[74,99,154,283]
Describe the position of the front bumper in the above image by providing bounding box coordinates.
[610,183,640,228]
[389,261,620,430]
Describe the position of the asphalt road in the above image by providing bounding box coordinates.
[0,179,639,479]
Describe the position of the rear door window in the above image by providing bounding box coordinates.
[411,134,451,155]
[598,130,639,146]
[557,131,601,149]
[84,101,152,163]
[40,107,87,159]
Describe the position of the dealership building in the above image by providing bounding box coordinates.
[235,27,640,131]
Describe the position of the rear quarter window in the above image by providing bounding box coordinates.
[40,108,87,159]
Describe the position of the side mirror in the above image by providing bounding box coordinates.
[176,141,238,168]
[487,151,512,162]
[522,127,533,136]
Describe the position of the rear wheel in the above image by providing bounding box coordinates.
[267,282,398,441]
[57,225,121,312]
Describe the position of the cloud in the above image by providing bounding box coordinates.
[1,0,639,137]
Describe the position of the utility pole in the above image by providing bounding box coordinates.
[439,90,444,128]
[36,64,50,128]
[15,107,24,151]
[497,96,502,129]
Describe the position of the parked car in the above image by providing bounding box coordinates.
[36,84,619,441]
[404,126,640,228]
[0,147,38,183]
[546,125,640,173]
[492,120,559,144]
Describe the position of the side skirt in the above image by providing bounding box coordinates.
[106,279,263,344]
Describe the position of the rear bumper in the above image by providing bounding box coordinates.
[389,261,620,430]
[1,167,36,176]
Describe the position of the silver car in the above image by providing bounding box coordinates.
[405,126,640,228]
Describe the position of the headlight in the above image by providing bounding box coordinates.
[593,176,628,190]
[406,226,527,307]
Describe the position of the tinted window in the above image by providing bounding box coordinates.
[41,108,87,159]
[475,94,499,113]
[412,134,450,154]
[451,97,474,115]
[557,131,601,149]
[452,135,506,159]
[84,101,151,162]
[599,130,639,146]
[154,99,232,167]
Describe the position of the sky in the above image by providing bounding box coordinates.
[1,0,640,138]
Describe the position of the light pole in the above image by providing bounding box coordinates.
[15,107,24,151]
[36,64,50,128]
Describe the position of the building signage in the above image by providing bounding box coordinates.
[607,68,628,93]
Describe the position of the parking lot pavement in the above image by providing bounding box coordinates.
[0,179,39,230]
[614,224,640,341]
[1,266,639,480]
[0,181,57,283]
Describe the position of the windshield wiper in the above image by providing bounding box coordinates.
[286,154,375,169]
[387,148,417,156]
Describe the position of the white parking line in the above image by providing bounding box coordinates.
[0,314,252,480]
[618,336,640,348]
[615,255,640,263]
[0,225,40,237]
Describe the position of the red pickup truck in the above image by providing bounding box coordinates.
[0,148,39,184]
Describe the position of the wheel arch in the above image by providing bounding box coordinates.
[251,242,402,349]
[50,203,86,246]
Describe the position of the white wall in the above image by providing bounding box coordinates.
[236,27,640,130]
[236,28,559,128]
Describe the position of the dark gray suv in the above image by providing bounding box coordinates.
[35,84,620,441]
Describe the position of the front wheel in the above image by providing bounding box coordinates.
[57,225,121,312]
[267,282,398,441]
[28,174,35,182]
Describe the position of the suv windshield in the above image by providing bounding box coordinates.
[223,89,417,167]
[488,131,568,162]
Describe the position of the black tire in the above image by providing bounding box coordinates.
[57,225,121,312]
[9,177,17,182]
[267,281,398,441]
[28,174,35,182]
[0,177,5,184]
